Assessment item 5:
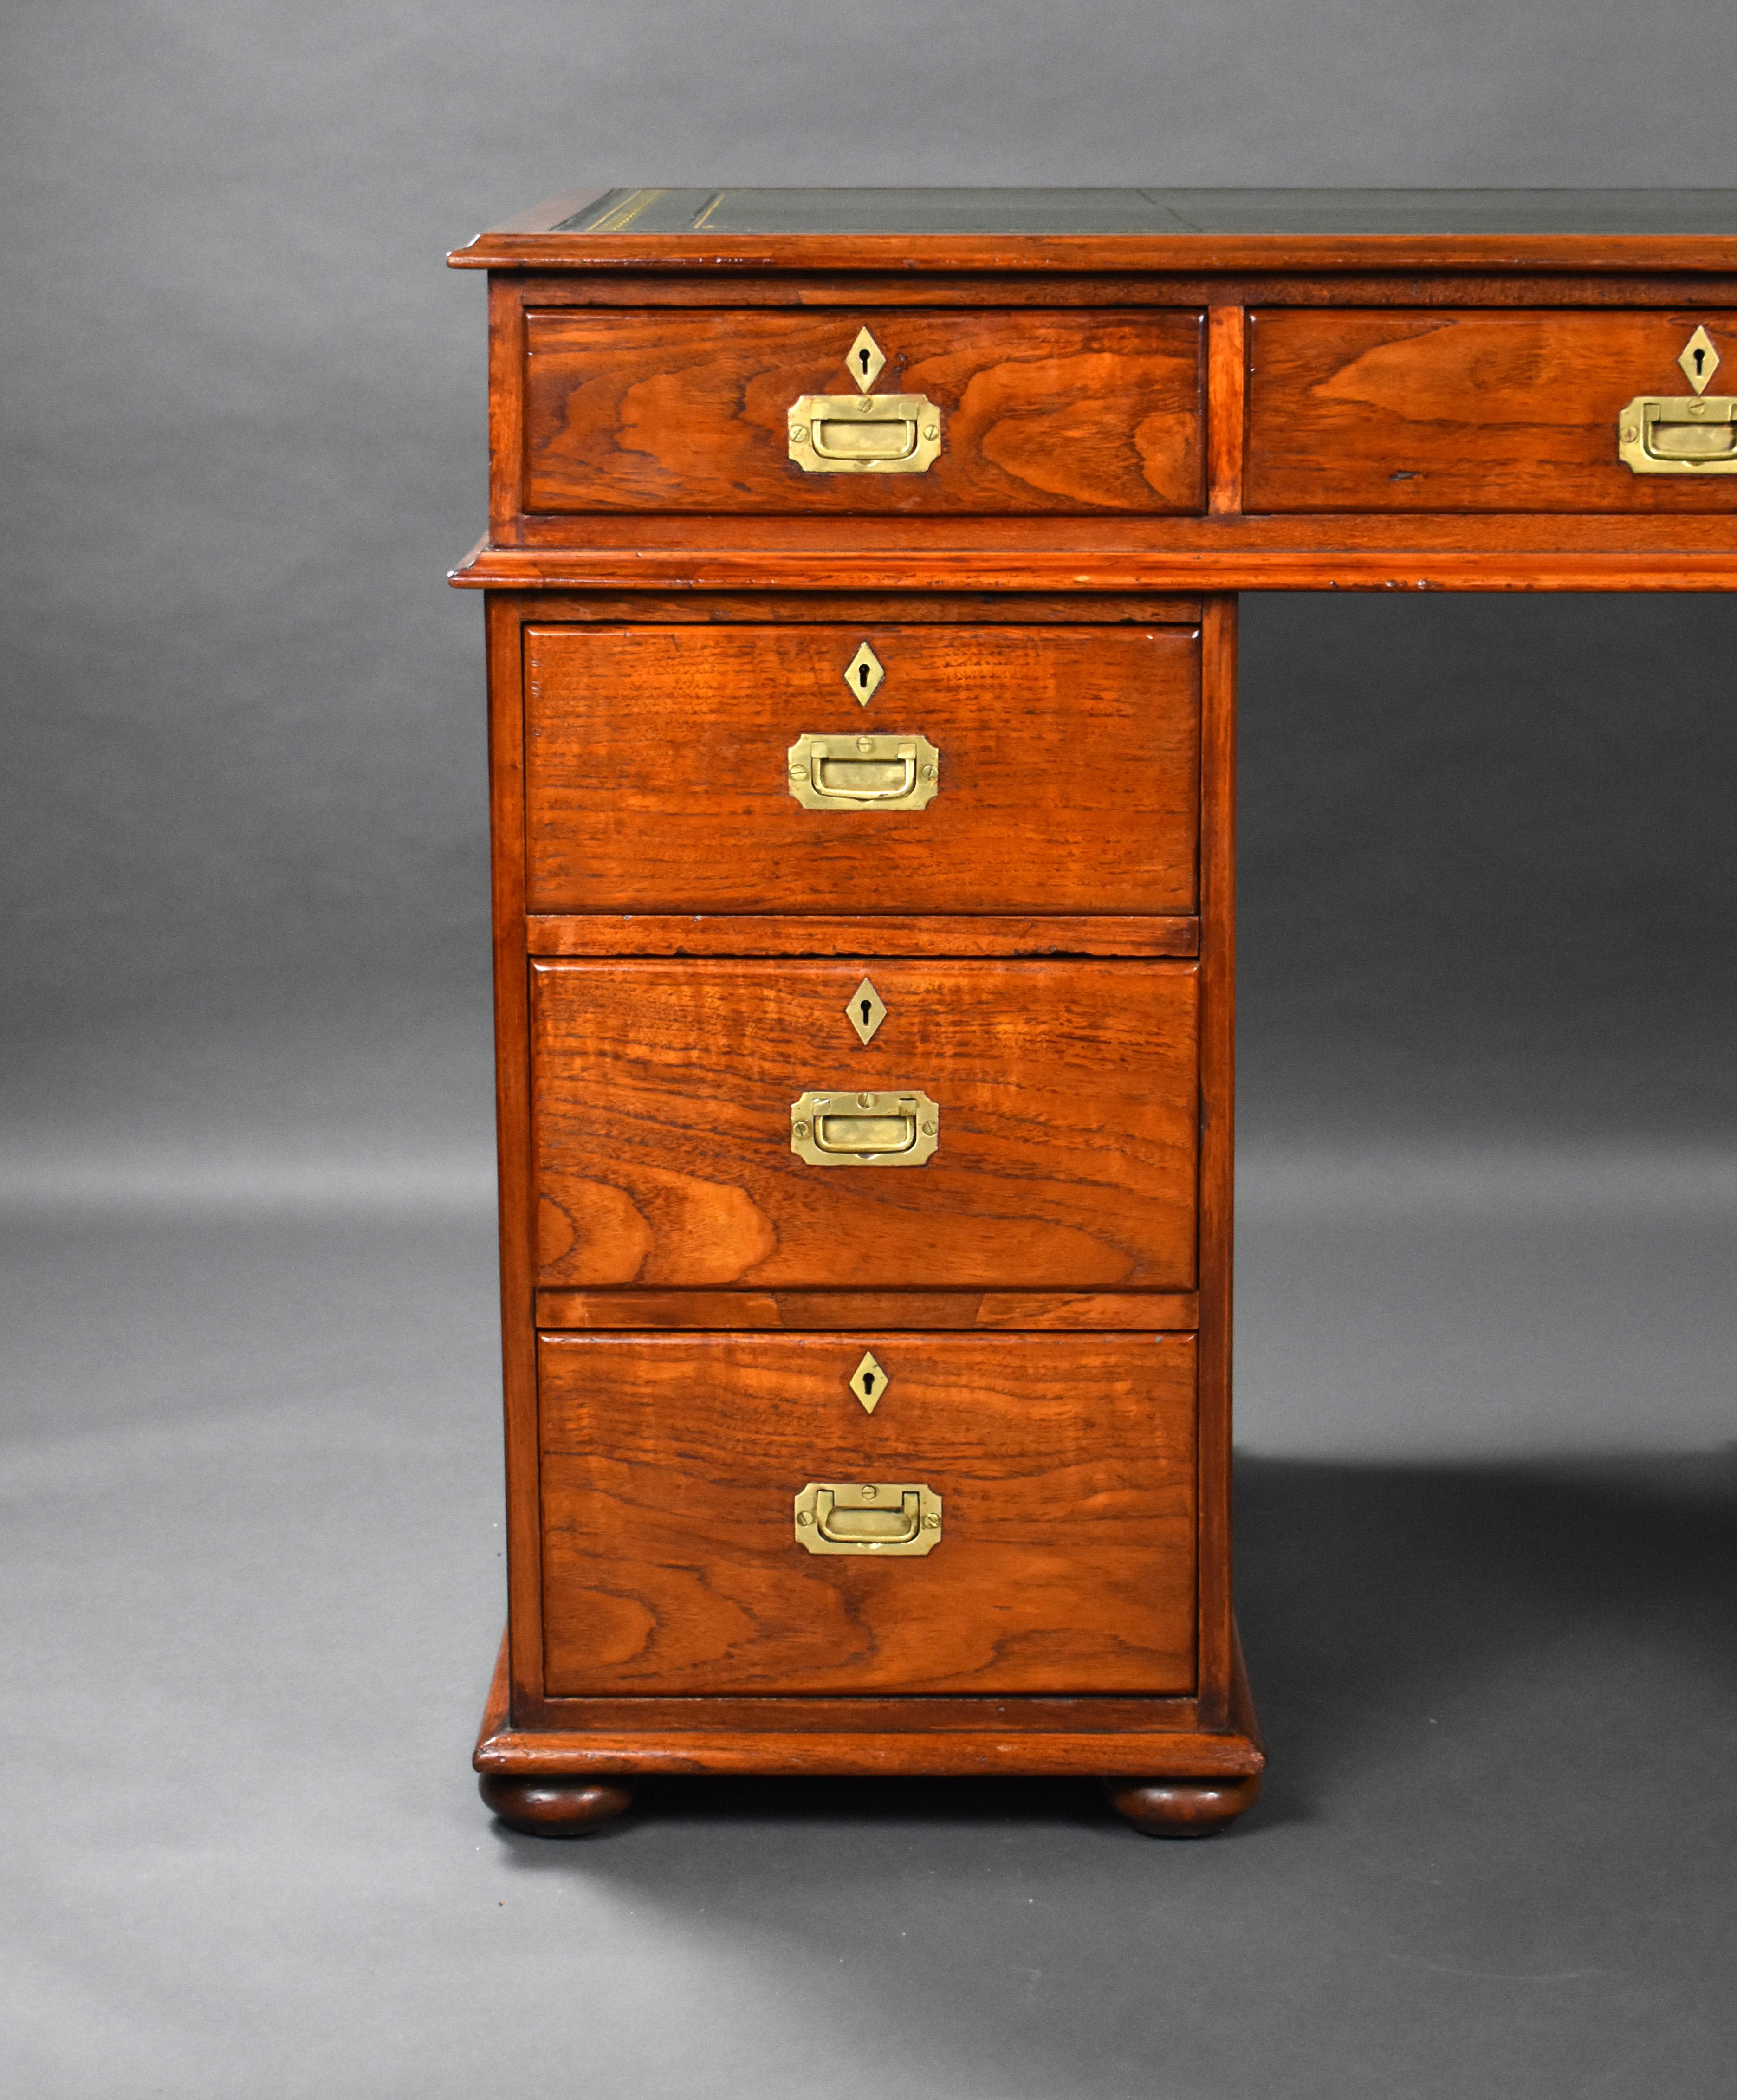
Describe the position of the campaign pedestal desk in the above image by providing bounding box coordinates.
[448,189,1737,1837]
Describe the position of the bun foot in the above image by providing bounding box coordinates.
[1102,1773,1261,1837]
[480,1774,634,1837]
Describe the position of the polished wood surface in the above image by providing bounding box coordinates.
[1194,597,1237,1727]
[458,187,1737,1822]
[452,183,1737,275]
[533,1288,1199,1330]
[1102,1774,1262,1836]
[457,533,1737,594]
[485,593,547,1704]
[479,1774,633,1837]
[1246,309,1737,513]
[1206,306,1247,517]
[531,958,1199,1290]
[521,308,1204,514]
[524,623,1199,915]
[528,915,1199,959]
[473,1623,1266,1778]
[492,589,1206,624]
[489,265,1737,311]
[538,1333,1198,1696]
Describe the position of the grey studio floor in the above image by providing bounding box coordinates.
[3,1119,1733,2099]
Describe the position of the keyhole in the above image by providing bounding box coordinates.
[857,663,870,689]
[860,999,873,1026]
[1695,347,1707,376]
[861,1372,875,1397]
[859,347,872,376]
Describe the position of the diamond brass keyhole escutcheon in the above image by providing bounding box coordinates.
[1680,327,1720,395]
[847,976,887,1045]
[848,327,886,393]
[849,1349,888,1414]
[844,642,885,705]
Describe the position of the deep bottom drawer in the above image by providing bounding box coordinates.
[539,1330,1198,1697]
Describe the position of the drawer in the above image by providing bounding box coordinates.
[1246,309,1737,512]
[524,623,1200,916]
[522,308,1204,514]
[531,959,1198,1290]
[538,1331,1198,1695]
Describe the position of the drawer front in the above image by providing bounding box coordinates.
[522,308,1205,514]
[532,959,1198,1290]
[1246,309,1737,512]
[539,1331,1198,1696]
[525,624,1200,915]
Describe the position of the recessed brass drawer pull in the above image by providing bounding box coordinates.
[793,1481,943,1556]
[785,732,940,811]
[1618,395,1737,473]
[789,1089,940,1167]
[788,393,943,475]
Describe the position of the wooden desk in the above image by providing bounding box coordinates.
[449,189,1737,1837]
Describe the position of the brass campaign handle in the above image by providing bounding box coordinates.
[785,733,940,811]
[816,1108,917,1157]
[788,393,943,475]
[814,746,914,802]
[793,1481,944,1556]
[1618,395,1737,473]
[789,1090,940,1167]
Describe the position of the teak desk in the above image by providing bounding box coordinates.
[449,189,1737,1837]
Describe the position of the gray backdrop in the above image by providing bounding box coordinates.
[4,6,1734,2097]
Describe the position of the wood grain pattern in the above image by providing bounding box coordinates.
[524,624,1199,916]
[487,279,528,547]
[474,266,1737,317]
[522,308,1204,514]
[538,1332,1198,1696]
[1194,597,1237,1727]
[497,590,1206,626]
[1207,307,1246,516]
[479,1726,1258,1778]
[534,1288,1199,1330]
[486,592,545,1706]
[454,535,1737,595]
[475,1625,1266,1775]
[1247,308,1737,513]
[460,199,1737,1810]
[531,958,1199,1290]
[454,230,1737,277]
[527,915,1199,959]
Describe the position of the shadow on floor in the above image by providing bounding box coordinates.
[494,1447,1737,1845]
[1234,1445,1737,1828]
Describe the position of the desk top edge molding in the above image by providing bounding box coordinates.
[451,185,1737,272]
